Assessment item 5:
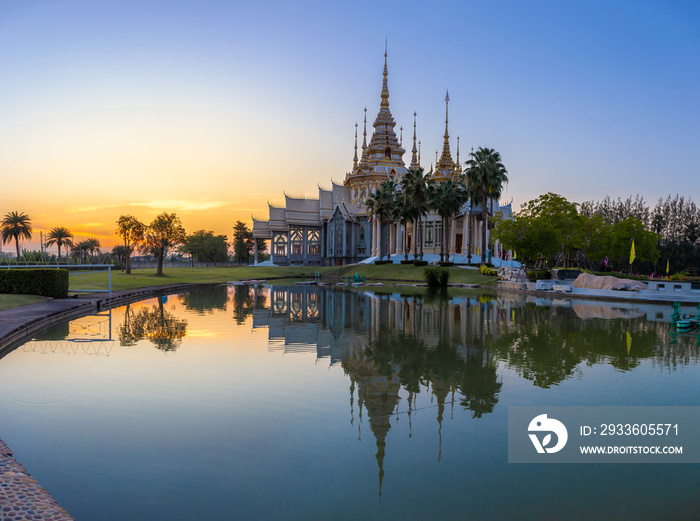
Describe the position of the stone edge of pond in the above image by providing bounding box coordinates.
[0,282,211,520]
[0,439,75,521]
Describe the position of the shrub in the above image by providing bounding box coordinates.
[424,266,450,287]
[414,260,428,267]
[480,265,498,276]
[527,270,551,282]
[400,260,413,265]
[0,268,69,298]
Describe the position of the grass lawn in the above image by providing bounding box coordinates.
[68,264,496,292]
[0,294,50,311]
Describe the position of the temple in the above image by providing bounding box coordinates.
[252,49,512,265]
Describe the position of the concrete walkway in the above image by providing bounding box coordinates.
[0,283,206,521]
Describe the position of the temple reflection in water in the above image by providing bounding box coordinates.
[243,283,700,495]
[251,284,505,496]
[18,284,700,500]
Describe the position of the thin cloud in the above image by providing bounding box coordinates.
[70,200,237,213]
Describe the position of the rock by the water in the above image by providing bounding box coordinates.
[573,273,647,291]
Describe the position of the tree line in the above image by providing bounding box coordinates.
[0,210,263,274]
[493,193,700,274]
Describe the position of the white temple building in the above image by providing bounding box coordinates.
[252,50,512,266]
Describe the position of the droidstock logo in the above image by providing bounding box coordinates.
[528,414,568,454]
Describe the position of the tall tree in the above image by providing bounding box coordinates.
[1,211,32,259]
[464,147,508,265]
[392,187,417,261]
[143,213,186,275]
[115,215,146,274]
[232,221,254,265]
[401,167,430,260]
[181,230,229,264]
[45,227,73,261]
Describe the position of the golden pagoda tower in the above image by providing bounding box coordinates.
[345,47,408,205]
[432,90,459,182]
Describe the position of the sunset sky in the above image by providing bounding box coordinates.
[2,1,699,252]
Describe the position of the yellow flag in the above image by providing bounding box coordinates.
[626,331,631,355]
[513,250,517,260]
[666,259,669,274]
[629,239,636,265]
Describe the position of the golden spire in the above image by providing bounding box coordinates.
[366,45,404,168]
[409,112,419,169]
[435,90,456,179]
[380,42,389,110]
[455,136,462,174]
[418,140,421,166]
[360,107,369,168]
[353,123,358,169]
[400,126,403,146]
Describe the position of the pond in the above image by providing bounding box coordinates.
[0,285,699,520]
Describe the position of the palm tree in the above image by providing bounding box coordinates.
[392,188,417,261]
[401,167,430,260]
[72,238,101,261]
[428,179,468,262]
[464,148,508,266]
[46,227,74,261]
[365,180,396,260]
[1,211,33,260]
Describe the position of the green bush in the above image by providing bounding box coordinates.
[479,265,498,276]
[0,269,69,298]
[414,260,428,267]
[424,267,450,287]
[527,270,551,282]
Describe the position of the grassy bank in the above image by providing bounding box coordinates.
[0,294,49,311]
[67,264,496,292]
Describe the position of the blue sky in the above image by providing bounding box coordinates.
[1,0,699,246]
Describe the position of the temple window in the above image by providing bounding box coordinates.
[291,228,303,256]
[385,147,391,159]
[307,229,320,256]
[274,234,287,257]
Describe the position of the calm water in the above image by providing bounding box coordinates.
[1,285,699,520]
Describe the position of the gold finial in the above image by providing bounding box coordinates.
[400,126,403,146]
[455,136,461,173]
[359,107,368,167]
[436,89,455,175]
[380,45,389,110]
[410,112,419,169]
[363,108,368,149]
[353,123,358,168]
[436,150,438,166]
[444,90,450,143]
[418,140,421,166]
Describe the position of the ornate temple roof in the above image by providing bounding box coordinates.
[345,49,408,193]
[432,90,459,182]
